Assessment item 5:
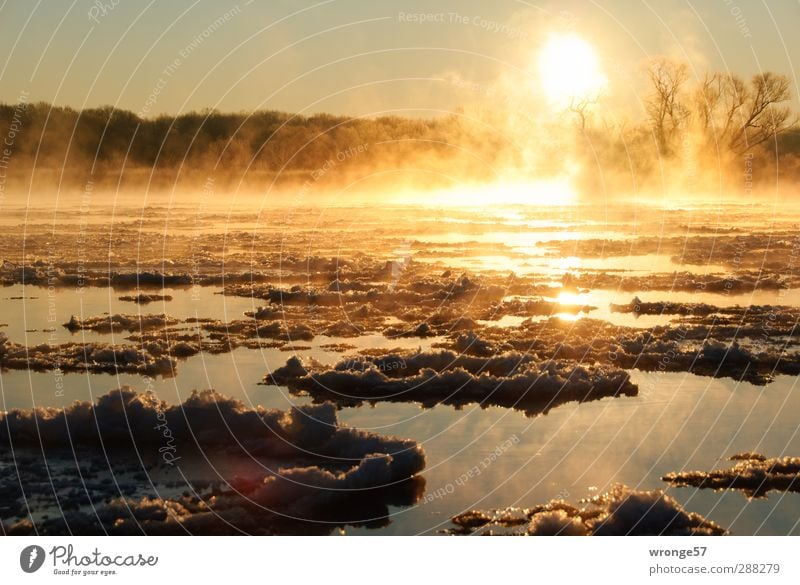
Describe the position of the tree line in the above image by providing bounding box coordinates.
[0,58,797,192]
[0,104,503,188]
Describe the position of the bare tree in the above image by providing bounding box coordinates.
[695,73,746,139]
[645,58,690,154]
[732,72,793,152]
[694,71,793,153]
[568,94,600,131]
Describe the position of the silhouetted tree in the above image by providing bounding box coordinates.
[696,71,794,153]
[645,58,690,154]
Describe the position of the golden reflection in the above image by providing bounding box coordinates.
[557,256,581,272]
[554,312,581,322]
[421,178,576,207]
[555,290,588,305]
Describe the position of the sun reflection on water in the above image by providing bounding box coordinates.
[422,178,577,208]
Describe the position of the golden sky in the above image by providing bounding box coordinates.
[0,0,798,117]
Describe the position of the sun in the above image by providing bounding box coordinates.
[537,34,607,106]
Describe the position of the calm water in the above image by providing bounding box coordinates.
[2,287,800,535]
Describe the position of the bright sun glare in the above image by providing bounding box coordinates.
[425,178,576,207]
[538,34,607,106]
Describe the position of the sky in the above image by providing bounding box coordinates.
[0,0,798,118]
